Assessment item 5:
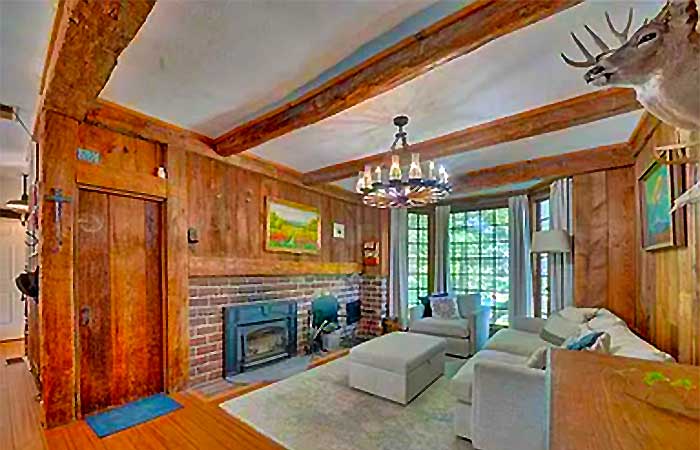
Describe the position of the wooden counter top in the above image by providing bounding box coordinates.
[548,349,700,450]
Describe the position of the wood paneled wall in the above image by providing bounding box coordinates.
[573,166,637,325]
[35,113,190,426]
[32,102,389,426]
[634,124,699,365]
[573,122,699,365]
[186,152,388,277]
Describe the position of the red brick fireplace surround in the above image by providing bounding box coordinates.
[188,274,387,386]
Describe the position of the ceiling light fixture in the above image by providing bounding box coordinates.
[4,173,30,215]
[355,116,450,208]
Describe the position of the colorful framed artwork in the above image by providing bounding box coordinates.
[265,198,321,254]
[638,161,686,251]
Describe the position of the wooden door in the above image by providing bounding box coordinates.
[0,213,25,341]
[76,189,164,416]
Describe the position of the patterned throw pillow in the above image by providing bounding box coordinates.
[430,297,458,320]
[588,332,611,354]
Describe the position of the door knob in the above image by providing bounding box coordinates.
[80,306,91,327]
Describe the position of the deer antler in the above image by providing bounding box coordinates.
[605,8,634,45]
[583,25,610,52]
[561,32,597,68]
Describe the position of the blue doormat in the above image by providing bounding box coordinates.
[85,393,182,438]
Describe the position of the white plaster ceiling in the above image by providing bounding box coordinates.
[251,0,663,175]
[101,0,438,135]
[0,0,55,170]
[99,0,663,198]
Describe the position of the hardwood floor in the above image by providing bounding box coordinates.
[0,340,46,450]
[1,342,284,449]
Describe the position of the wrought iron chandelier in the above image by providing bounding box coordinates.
[355,116,450,208]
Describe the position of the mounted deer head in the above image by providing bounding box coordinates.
[562,1,700,131]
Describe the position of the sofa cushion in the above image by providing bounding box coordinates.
[604,325,674,362]
[539,312,581,345]
[349,332,446,374]
[484,328,551,357]
[450,350,528,403]
[456,294,482,318]
[410,317,470,338]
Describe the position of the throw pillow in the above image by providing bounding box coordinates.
[430,297,458,320]
[526,346,549,370]
[566,331,605,351]
[558,307,598,324]
[588,332,611,354]
[539,312,581,345]
[419,296,432,318]
[586,309,625,330]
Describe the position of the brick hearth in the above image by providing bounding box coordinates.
[188,274,387,386]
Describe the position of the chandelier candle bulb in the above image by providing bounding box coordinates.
[439,166,449,184]
[408,153,423,180]
[355,171,365,193]
[363,166,373,186]
[359,116,450,208]
[374,166,383,184]
[389,155,402,180]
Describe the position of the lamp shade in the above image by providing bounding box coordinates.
[531,229,571,253]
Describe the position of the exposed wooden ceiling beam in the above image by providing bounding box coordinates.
[446,178,554,208]
[629,111,661,157]
[452,142,634,194]
[35,0,156,127]
[303,88,641,185]
[214,0,583,156]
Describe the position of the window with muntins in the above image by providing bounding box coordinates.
[535,198,551,318]
[449,208,509,325]
[407,212,429,307]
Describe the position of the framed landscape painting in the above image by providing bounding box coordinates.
[638,161,685,251]
[265,198,321,254]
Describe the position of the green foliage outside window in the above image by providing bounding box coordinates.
[449,208,509,325]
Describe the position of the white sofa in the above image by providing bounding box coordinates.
[450,308,674,450]
[408,294,491,358]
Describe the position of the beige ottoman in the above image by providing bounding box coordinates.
[348,332,446,404]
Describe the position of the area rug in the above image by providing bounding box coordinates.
[220,357,473,450]
[227,355,313,384]
[85,393,182,438]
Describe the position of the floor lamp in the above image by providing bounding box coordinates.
[531,230,571,315]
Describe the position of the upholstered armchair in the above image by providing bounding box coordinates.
[408,293,490,357]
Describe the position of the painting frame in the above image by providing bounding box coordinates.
[638,160,686,251]
[265,197,321,255]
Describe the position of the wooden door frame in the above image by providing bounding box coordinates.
[39,112,189,427]
[72,185,168,417]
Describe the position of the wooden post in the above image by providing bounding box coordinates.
[38,110,79,427]
[165,145,190,391]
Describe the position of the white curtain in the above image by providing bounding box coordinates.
[550,178,574,312]
[432,205,451,294]
[389,208,409,327]
[508,195,533,321]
